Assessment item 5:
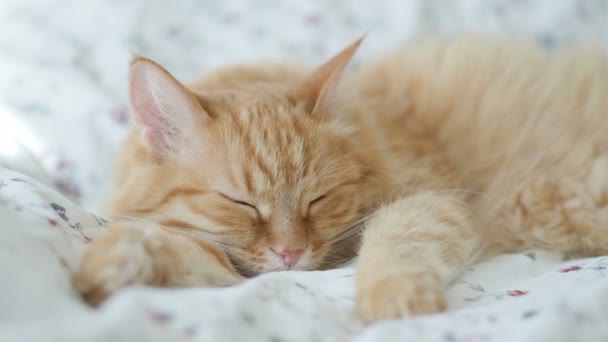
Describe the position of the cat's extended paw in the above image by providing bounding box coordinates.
[73,227,156,306]
[356,271,447,322]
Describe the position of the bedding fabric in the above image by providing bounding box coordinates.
[0,0,607,341]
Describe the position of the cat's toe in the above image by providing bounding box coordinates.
[356,271,447,323]
[73,233,155,306]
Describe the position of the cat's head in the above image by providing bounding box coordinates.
[126,37,368,276]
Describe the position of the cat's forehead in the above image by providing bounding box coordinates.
[214,104,332,193]
[218,93,312,144]
[241,109,311,171]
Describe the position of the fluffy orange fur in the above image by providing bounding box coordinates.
[74,35,608,322]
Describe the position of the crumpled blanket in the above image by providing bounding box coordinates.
[1,168,607,341]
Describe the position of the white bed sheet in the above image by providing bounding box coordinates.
[0,168,607,341]
[0,1,607,341]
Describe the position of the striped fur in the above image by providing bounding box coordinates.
[75,35,608,322]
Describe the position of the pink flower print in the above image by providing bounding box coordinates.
[305,13,323,26]
[47,218,58,226]
[558,265,582,273]
[111,107,129,124]
[55,159,72,172]
[506,290,528,297]
[148,310,172,324]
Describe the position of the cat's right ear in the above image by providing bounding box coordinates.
[128,56,209,157]
[292,35,364,116]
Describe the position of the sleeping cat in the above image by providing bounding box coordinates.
[74,35,608,322]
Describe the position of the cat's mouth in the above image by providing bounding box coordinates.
[226,252,315,277]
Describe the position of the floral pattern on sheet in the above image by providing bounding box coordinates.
[0,168,106,271]
[0,0,606,210]
[2,168,608,342]
[457,281,531,303]
[0,0,607,341]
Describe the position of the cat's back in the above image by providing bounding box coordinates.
[353,35,608,191]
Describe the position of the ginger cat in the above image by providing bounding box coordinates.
[74,35,608,322]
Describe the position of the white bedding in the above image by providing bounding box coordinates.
[0,1,607,341]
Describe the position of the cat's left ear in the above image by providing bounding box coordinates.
[128,56,209,158]
[294,35,365,115]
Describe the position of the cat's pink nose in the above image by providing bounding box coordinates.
[273,248,304,267]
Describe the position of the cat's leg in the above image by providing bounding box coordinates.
[356,192,483,322]
[74,221,243,305]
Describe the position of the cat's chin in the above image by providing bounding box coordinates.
[271,264,314,272]
[234,262,321,278]
[260,264,313,275]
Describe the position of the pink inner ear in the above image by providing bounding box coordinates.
[299,36,364,114]
[129,64,170,152]
[128,59,196,154]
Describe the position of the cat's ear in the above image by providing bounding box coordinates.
[294,35,364,115]
[128,56,209,157]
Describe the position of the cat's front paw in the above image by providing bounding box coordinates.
[73,227,156,306]
[356,271,447,322]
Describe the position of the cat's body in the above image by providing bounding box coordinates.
[75,36,608,321]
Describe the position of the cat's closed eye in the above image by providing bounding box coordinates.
[306,194,328,217]
[309,195,327,206]
[219,192,261,219]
